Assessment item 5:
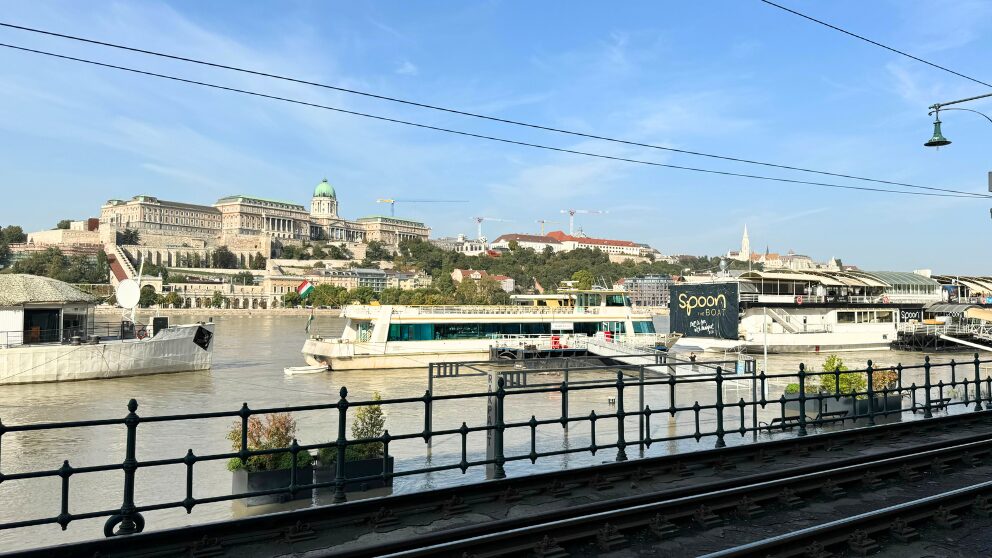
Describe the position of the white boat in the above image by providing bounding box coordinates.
[674,270,947,354]
[0,274,214,385]
[302,288,663,371]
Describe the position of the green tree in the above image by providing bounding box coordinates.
[163,291,182,308]
[571,270,594,290]
[283,291,302,307]
[313,261,326,269]
[0,241,10,267]
[351,286,376,304]
[56,219,72,229]
[1,225,26,244]
[116,228,140,245]
[138,285,158,308]
[210,291,225,308]
[507,239,520,251]
[364,240,392,261]
[248,252,267,270]
[327,243,352,260]
[233,271,255,285]
[212,246,239,269]
[312,245,327,259]
[455,279,479,304]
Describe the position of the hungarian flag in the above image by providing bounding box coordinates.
[297,280,314,299]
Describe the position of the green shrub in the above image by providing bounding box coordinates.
[226,412,313,472]
[784,383,800,395]
[319,392,386,464]
[818,355,867,396]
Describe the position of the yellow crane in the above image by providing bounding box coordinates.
[375,198,468,217]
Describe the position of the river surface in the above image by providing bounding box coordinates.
[0,314,979,552]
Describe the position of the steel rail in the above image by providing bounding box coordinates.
[701,480,992,557]
[334,430,992,557]
[15,410,992,558]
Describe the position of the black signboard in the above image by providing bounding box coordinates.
[669,283,739,339]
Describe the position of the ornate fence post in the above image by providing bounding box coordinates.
[797,364,807,437]
[923,356,933,419]
[333,387,349,504]
[975,353,984,412]
[494,377,507,479]
[866,360,876,426]
[423,389,433,444]
[615,370,628,461]
[104,399,145,537]
[715,366,726,448]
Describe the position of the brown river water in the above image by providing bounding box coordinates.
[0,314,978,552]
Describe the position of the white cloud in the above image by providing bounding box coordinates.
[395,60,418,76]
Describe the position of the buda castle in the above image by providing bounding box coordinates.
[99,179,430,258]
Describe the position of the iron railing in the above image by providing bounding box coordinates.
[0,321,143,348]
[0,354,990,542]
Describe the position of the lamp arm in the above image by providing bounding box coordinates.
[928,107,992,126]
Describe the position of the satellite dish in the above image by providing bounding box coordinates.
[116,279,141,309]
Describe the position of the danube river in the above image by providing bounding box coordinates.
[0,314,977,552]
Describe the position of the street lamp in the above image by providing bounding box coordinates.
[925,92,992,148]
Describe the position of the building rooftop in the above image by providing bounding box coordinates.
[0,274,97,306]
[215,195,306,210]
[493,233,562,244]
[545,230,638,248]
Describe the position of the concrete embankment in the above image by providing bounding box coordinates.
[94,307,342,318]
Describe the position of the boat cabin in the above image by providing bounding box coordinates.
[510,289,631,309]
[0,275,97,348]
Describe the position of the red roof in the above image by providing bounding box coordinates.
[546,230,638,248]
[493,233,561,244]
[490,274,512,281]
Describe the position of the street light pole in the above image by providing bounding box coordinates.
[925,92,992,147]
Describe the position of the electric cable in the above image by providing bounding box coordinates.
[0,41,985,200]
[0,21,988,199]
[759,0,992,89]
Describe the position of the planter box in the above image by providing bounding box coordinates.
[232,466,313,507]
[314,456,394,493]
[784,393,903,424]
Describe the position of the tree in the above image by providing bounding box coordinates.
[507,239,520,252]
[116,228,140,245]
[327,243,352,260]
[0,241,10,267]
[210,291,225,308]
[351,286,376,304]
[313,261,326,269]
[233,271,255,285]
[56,219,71,230]
[212,246,239,269]
[311,245,327,259]
[163,291,182,308]
[249,252,267,270]
[138,285,158,308]
[571,270,594,290]
[364,240,392,261]
[283,291,302,307]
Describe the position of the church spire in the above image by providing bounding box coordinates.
[740,224,751,260]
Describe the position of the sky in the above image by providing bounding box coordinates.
[0,1,990,272]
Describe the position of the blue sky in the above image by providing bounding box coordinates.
[1,1,990,272]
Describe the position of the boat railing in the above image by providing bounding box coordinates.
[0,321,141,349]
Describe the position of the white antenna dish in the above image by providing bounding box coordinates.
[116,279,141,309]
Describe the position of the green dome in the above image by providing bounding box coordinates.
[314,178,335,198]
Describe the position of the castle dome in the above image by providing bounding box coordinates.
[314,178,335,198]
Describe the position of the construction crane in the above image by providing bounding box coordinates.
[560,209,607,235]
[536,219,560,235]
[375,198,468,217]
[472,217,509,242]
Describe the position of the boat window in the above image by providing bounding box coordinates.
[875,311,894,323]
[605,295,627,307]
[387,322,552,341]
[633,321,656,334]
[837,311,856,324]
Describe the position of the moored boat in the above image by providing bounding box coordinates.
[0,274,214,385]
[302,288,663,371]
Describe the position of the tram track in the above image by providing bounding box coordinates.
[15,410,992,558]
[333,422,992,557]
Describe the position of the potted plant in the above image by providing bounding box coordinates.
[227,412,313,506]
[315,392,394,495]
[817,356,902,421]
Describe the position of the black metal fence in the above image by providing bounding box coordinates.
[1,354,990,542]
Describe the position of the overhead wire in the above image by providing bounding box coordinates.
[0,41,985,200]
[758,0,992,89]
[0,21,989,199]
